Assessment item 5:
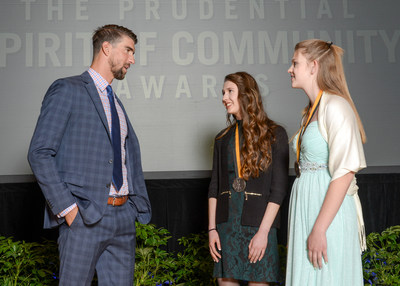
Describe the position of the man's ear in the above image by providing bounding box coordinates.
[101,41,111,56]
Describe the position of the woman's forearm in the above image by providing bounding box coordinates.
[208,198,217,229]
[258,202,280,233]
[313,172,354,233]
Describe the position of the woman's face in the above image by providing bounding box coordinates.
[288,50,312,90]
[222,80,242,119]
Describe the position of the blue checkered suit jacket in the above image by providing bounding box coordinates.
[28,71,151,228]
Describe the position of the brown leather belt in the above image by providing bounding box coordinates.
[107,195,128,206]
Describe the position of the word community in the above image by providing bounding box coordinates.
[2,29,398,68]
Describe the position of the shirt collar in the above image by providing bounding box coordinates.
[88,68,110,93]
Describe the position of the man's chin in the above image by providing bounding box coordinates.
[113,71,126,80]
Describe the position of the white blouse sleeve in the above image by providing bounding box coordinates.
[318,93,366,182]
[318,93,368,252]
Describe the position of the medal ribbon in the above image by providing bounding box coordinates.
[235,123,242,178]
[295,90,323,165]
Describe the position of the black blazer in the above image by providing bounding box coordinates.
[208,124,289,228]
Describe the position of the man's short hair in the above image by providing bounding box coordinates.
[92,24,137,56]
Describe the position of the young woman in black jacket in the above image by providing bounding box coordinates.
[208,71,289,285]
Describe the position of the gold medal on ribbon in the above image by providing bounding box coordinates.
[233,177,246,192]
[295,90,323,178]
[294,161,301,178]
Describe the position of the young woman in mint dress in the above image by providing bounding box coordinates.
[208,72,289,285]
[285,39,367,286]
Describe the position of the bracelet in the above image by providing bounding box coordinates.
[208,228,217,232]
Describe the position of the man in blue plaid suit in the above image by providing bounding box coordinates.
[28,24,151,285]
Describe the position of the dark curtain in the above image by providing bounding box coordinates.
[356,174,400,235]
[1,173,399,252]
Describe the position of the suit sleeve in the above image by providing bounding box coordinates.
[268,126,289,205]
[28,79,76,215]
[116,96,152,224]
[127,123,152,224]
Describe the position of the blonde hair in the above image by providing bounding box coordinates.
[295,39,367,143]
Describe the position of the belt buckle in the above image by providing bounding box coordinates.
[112,197,116,206]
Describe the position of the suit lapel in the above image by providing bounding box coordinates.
[80,71,112,141]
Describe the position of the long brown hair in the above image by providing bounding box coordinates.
[295,39,367,143]
[219,72,278,180]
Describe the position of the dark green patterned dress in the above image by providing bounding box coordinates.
[213,123,280,282]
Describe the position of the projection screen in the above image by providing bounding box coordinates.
[0,0,399,181]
